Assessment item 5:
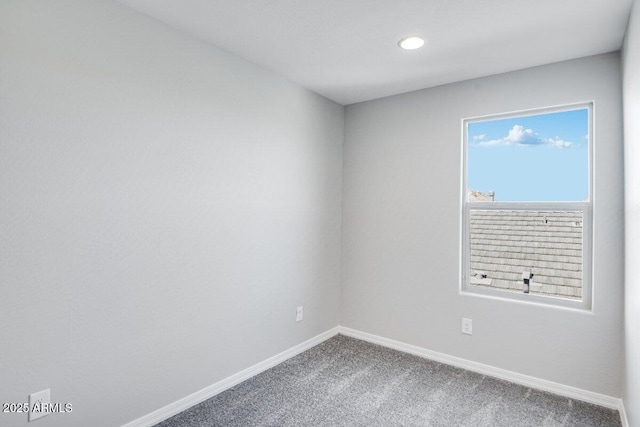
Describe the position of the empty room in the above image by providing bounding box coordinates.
[1,0,639,426]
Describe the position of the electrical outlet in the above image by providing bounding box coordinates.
[462,318,473,335]
[296,306,303,322]
[28,389,50,422]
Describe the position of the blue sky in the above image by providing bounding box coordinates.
[467,108,589,202]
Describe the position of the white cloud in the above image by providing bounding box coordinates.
[474,125,573,148]
[545,137,572,148]
[472,134,486,140]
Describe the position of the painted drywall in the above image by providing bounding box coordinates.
[623,0,640,424]
[342,53,624,396]
[0,1,343,426]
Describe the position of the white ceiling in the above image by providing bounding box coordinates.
[116,0,633,105]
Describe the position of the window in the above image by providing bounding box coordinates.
[461,103,592,309]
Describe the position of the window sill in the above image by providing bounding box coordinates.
[459,286,593,313]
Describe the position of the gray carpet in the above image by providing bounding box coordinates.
[156,335,621,426]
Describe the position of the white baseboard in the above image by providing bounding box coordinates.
[339,326,623,412]
[619,399,629,427]
[122,326,340,427]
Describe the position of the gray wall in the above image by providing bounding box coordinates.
[342,53,624,396]
[623,0,640,424]
[0,0,629,425]
[0,1,343,426]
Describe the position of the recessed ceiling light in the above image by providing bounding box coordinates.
[398,36,425,50]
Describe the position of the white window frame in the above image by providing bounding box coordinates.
[460,102,593,310]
